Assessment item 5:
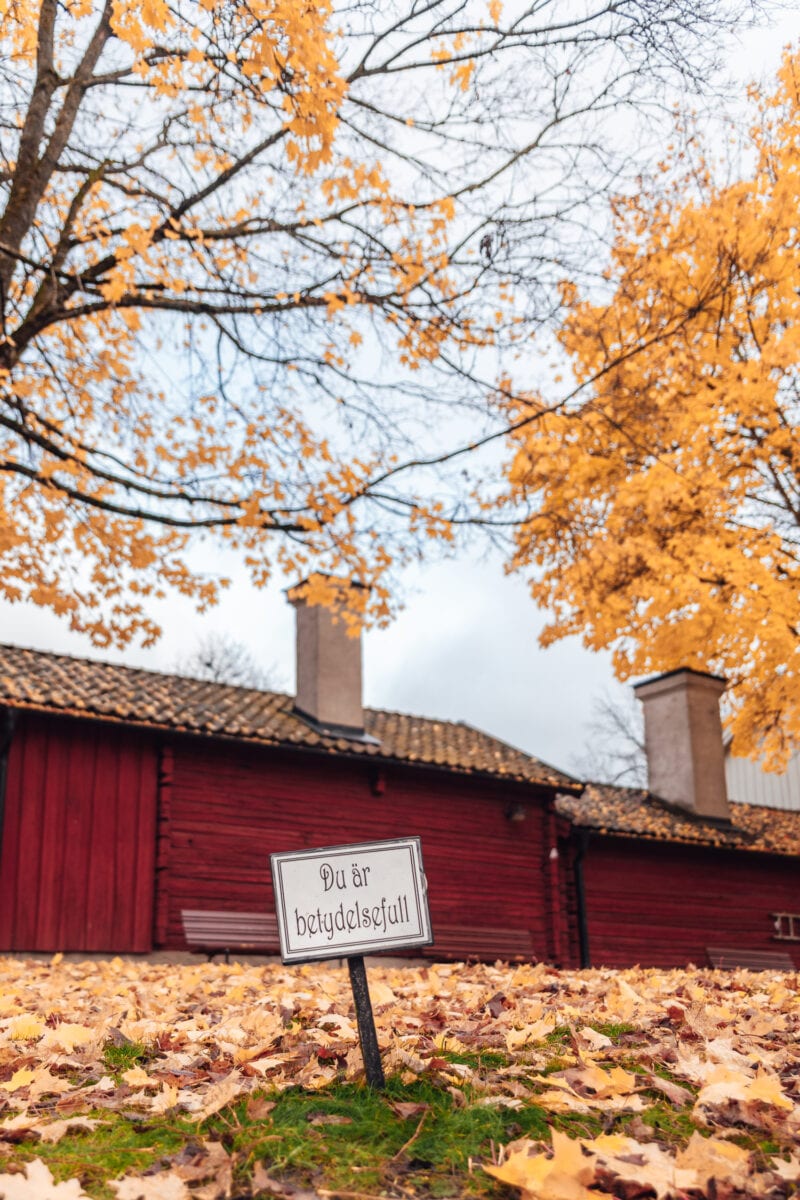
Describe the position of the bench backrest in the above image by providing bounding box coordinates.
[707,945,795,971]
[182,909,279,950]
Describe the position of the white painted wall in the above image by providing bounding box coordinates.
[726,750,800,811]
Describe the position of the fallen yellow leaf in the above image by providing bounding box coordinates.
[484,1130,596,1200]
[121,1066,151,1088]
[0,1067,35,1092]
[675,1131,751,1186]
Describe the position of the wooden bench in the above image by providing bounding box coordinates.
[182,910,280,962]
[182,911,534,964]
[707,945,795,971]
[423,925,535,963]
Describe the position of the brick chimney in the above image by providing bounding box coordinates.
[288,578,368,738]
[633,668,729,821]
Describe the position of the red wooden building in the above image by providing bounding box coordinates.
[556,785,800,969]
[0,602,797,968]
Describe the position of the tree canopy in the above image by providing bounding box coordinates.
[0,0,737,645]
[504,49,800,766]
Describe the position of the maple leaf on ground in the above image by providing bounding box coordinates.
[674,1131,751,1190]
[693,1065,795,1132]
[6,1018,45,1042]
[110,1173,189,1199]
[484,1130,596,1200]
[582,1132,697,1200]
[770,1154,800,1182]
[159,1140,233,1199]
[0,1069,35,1094]
[121,1066,152,1089]
[0,1066,73,1108]
[245,1096,276,1120]
[564,1062,638,1099]
[644,1073,693,1107]
[532,1061,645,1113]
[366,981,397,1007]
[574,1026,612,1053]
[40,1025,97,1054]
[179,1072,246,1120]
[489,1130,757,1200]
[0,1115,104,1145]
[506,1016,557,1050]
[0,1160,89,1198]
[36,1118,103,1145]
[389,1101,430,1120]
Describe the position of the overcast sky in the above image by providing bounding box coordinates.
[1,12,797,780]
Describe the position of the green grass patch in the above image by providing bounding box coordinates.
[101,1039,150,1078]
[625,1102,699,1147]
[722,1130,783,1165]
[224,1077,555,1196]
[9,1112,199,1200]
[440,1049,508,1071]
[645,1060,694,1084]
[0,1070,786,1199]
[588,1021,638,1040]
[0,1078,557,1199]
[539,1055,574,1075]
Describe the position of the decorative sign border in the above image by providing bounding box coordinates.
[270,836,433,964]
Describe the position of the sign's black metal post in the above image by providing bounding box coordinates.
[347,954,385,1089]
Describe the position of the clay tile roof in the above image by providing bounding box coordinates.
[555,783,800,858]
[0,643,577,789]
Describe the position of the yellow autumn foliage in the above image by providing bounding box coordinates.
[0,0,742,645]
[505,48,800,766]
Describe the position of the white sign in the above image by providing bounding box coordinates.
[270,837,432,963]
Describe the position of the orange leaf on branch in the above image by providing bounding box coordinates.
[503,48,800,766]
[0,0,746,645]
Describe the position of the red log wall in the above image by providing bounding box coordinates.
[579,835,800,969]
[156,738,558,958]
[2,709,798,969]
[0,714,158,952]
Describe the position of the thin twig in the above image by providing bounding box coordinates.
[389,1109,428,1162]
[318,1191,392,1200]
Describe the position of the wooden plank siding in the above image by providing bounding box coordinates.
[157,738,553,959]
[0,714,159,952]
[577,836,800,969]
[2,709,798,969]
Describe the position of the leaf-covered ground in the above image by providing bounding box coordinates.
[0,957,796,1199]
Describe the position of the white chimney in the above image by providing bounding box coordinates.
[633,668,729,821]
[288,579,365,736]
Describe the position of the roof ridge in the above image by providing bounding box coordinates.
[0,642,574,774]
[0,640,292,702]
[573,782,800,828]
[0,640,577,787]
[452,716,582,783]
